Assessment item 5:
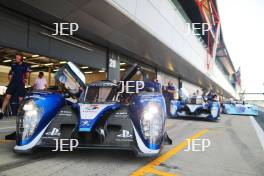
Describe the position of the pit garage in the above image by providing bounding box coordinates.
[0,47,109,116]
[0,3,209,118]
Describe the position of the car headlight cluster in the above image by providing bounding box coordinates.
[210,103,219,118]
[22,100,42,139]
[140,103,164,145]
[170,102,177,116]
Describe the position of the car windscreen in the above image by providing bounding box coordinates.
[189,96,204,104]
[84,86,116,103]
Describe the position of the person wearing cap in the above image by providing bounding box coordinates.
[0,54,29,119]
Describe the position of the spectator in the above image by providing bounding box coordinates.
[0,54,29,119]
[152,78,161,93]
[34,72,47,90]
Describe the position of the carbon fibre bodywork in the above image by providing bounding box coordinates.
[13,62,171,156]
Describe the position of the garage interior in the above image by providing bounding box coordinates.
[0,47,107,89]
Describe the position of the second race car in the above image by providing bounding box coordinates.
[170,90,220,121]
[222,101,258,116]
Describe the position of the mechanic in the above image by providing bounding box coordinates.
[166,81,176,116]
[0,54,29,119]
[167,81,176,99]
[207,89,217,101]
[34,71,47,90]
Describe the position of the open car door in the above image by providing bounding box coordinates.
[55,62,86,95]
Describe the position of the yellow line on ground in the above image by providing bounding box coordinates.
[147,168,177,176]
[130,129,209,176]
[0,139,14,144]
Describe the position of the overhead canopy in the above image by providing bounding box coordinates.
[0,0,236,97]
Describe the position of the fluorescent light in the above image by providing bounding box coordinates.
[81,66,89,69]
[23,56,26,59]
[31,65,40,68]
[44,63,53,66]
[3,59,12,63]
[120,68,126,71]
[32,55,39,58]
[59,61,67,64]
[120,62,126,65]
[84,71,93,74]
[99,70,105,73]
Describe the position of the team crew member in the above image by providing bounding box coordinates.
[167,81,176,100]
[34,72,47,90]
[0,55,29,118]
[165,81,176,117]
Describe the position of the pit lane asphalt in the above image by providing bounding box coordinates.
[0,115,264,176]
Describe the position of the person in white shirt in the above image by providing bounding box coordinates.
[34,72,47,90]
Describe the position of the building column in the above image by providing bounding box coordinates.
[178,78,183,100]
[107,50,120,82]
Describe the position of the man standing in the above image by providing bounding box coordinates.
[166,81,176,117]
[0,54,29,119]
[167,81,176,100]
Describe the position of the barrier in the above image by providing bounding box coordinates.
[255,106,264,131]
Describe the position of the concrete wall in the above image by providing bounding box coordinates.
[106,0,238,98]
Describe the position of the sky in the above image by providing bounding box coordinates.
[217,0,264,100]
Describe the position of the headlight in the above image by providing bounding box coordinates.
[170,102,177,116]
[211,106,218,118]
[140,103,164,145]
[21,100,42,139]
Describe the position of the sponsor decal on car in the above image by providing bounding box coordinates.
[114,111,128,118]
[80,120,89,126]
[79,104,115,131]
[45,128,61,137]
[79,104,111,120]
[116,130,133,142]
[58,110,72,117]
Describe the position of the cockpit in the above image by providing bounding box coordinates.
[80,81,117,103]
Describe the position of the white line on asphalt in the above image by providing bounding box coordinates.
[0,120,15,123]
[250,116,264,151]
[0,126,16,130]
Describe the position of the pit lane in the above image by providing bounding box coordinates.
[0,115,264,176]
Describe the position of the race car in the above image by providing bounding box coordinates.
[170,93,220,121]
[222,101,258,116]
[12,62,171,156]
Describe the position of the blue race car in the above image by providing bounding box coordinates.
[13,62,171,157]
[223,101,258,116]
[170,94,220,121]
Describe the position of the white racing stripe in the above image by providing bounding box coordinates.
[132,124,159,154]
[14,122,50,151]
[250,116,264,150]
[0,126,15,130]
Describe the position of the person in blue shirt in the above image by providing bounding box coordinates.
[165,81,176,117]
[166,81,176,100]
[0,54,29,118]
